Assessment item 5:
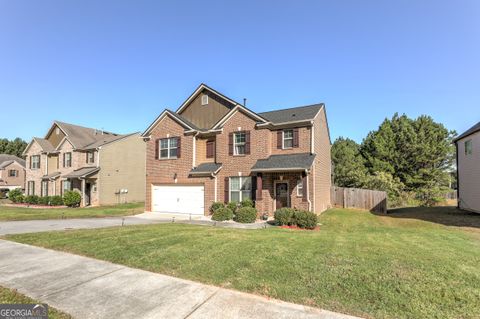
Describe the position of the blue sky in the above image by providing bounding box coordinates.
[1,0,479,143]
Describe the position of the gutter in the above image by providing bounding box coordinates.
[455,142,460,209]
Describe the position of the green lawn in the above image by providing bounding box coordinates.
[0,202,144,221]
[0,286,71,319]
[6,208,480,319]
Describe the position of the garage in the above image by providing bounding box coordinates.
[151,185,205,215]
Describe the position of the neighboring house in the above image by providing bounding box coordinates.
[454,121,480,213]
[23,121,145,206]
[0,154,26,192]
[142,84,332,216]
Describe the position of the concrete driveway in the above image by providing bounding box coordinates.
[0,240,360,319]
[0,212,269,235]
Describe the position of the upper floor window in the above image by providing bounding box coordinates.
[86,152,95,164]
[465,140,473,156]
[8,170,18,177]
[283,130,294,149]
[30,155,40,169]
[201,94,209,105]
[159,137,179,159]
[63,152,72,168]
[229,176,252,202]
[206,140,215,159]
[234,132,246,155]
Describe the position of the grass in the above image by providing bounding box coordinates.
[6,207,480,319]
[0,286,71,319]
[0,202,144,221]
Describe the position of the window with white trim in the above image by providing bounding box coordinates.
[64,152,72,167]
[27,181,35,195]
[41,180,48,197]
[62,180,71,194]
[31,155,40,169]
[8,170,18,177]
[296,179,303,197]
[160,138,178,159]
[234,132,246,155]
[283,129,294,149]
[201,94,209,105]
[230,176,252,202]
[465,140,473,156]
[87,152,95,164]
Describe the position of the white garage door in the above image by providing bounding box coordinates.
[152,185,204,215]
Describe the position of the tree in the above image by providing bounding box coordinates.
[331,137,368,188]
[0,138,28,158]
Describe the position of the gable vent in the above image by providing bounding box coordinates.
[201,94,209,105]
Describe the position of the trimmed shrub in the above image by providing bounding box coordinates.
[38,196,51,206]
[234,207,257,223]
[24,195,40,205]
[210,202,225,214]
[274,208,295,226]
[63,190,81,207]
[50,195,64,206]
[293,210,318,229]
[16,194,25,203]
[7,189,23,203]
[211,207,233,221]
[227,201,239,213]
[240,198,254,208]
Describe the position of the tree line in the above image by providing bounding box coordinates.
[332,113,456,207]
[0,138,28,158]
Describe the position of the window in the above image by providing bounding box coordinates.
[234,132,246,155]
[283,129,294,149]
[8,170,18,177]
[465,140,473,155]
[201,94,209,105]
[230,176,252,202]
[159,138,178,159]
[297,179,303,197]
[31,155,40,169]
[27,181,35,195]
[206,140,215,159]
[41,181,48,197]
[62,180,71,194]
[86,152,95,164]
[63,152,72,167]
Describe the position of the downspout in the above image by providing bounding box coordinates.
[97,147,101,204]
[455,142,460,209]
[310,121,314,154]
[192,132,199,168]
[305,169,312,212]
[213,173,218,202]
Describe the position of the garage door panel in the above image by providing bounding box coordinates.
[152,185,204,215]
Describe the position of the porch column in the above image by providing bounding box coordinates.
[81,179,86,207]
[256,173,263,200]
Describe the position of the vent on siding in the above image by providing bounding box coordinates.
[201,94,209,106]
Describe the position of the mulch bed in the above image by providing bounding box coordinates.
[2,203,68,209]
[279,225,320,231]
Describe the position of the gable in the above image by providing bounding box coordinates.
[45,123,67,148]
[178,88,236,130]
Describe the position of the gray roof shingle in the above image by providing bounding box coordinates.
[33,138,55,153]
[251,153,316,172]
[0,154,26,168]
[63,167,100,179]
[454,121,480,142]
[190,163,222,175]
[258,104,323,124]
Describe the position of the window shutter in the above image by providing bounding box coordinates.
[302,173,308,202]
[29,156,32,169]
[206,141,214,158]
[228,133,233,155]
[245,131,251,155]
[86,153,88,163]
[252,175,257,201]
[224,177,229,203]
[92,152,95,163]
[256,173,263,200]
[293,128,299,148]
[63,154,65,167]
[155,139,159,160]
[277,131,282,149]
[38,156,41,169]
[177,137,181,158]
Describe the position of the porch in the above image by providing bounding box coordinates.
[63,167,100,207]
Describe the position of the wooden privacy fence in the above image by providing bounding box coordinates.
[331,187,387,214]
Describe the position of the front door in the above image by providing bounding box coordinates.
[85,183,91,206]
[275,182,289,209]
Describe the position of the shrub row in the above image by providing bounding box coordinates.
[274,208,318,229]
[7,189,82,207]
[210,199,257,223]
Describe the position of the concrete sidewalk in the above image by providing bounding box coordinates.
[0,212,269,235]
[0,240,360,319]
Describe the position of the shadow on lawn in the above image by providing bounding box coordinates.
[383,206,480,229]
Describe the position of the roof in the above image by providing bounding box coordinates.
[63,167,100,179]
[189,163,222,175]
[34,138,55,152]
[258,104,323,124]
[169,111,201,131]
[53,121,130,150]
[251,153,316,172]
[0,154,26,168]
[176,83,241,114]
[454,121,480,143]
[42,172,61,180]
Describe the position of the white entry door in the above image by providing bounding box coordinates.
[152,185,204,215]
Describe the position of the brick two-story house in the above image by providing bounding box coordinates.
[23,121,145,206]
[0,154,26,192]
[142,84,332,216]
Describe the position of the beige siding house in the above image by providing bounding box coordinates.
[0,155,26,192]
[455,122,480,213]
[142,83,332,216]
[23,121,145,206]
